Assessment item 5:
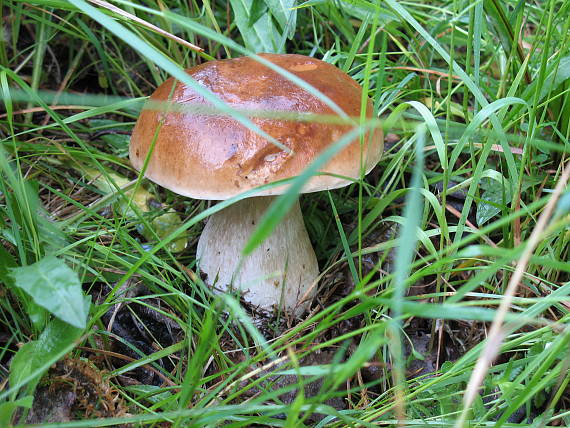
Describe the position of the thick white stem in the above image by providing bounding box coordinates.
[197,197,319,315]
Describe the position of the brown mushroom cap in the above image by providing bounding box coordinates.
[130,53,383,200]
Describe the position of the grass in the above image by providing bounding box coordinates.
[1,0,570,426]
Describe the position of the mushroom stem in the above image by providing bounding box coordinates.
[197,196,319,315]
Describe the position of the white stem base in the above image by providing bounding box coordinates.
[196,197,319,316]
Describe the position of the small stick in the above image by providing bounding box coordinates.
[88,0,203,53]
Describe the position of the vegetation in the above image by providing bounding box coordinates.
[0,0,569,426]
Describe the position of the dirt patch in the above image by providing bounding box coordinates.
[26,358,126,424]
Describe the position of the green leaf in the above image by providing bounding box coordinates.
[82,166,188,253]
[89,119,130,157]
[147,212,188,254]
[476,178,512,226]
[248,0,268,26]
[483,0,524,66]
[9,318,82,397]
[532,56,570,103]
[229,0,279,53]
[0,245,16,286]
[266,0,297,39]
[9,256,90,328]
[9,342,40,396]
[0,396,33,426]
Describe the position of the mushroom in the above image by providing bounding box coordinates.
[129,53,383,316]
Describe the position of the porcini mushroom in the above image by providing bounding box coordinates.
[130,53,383,316]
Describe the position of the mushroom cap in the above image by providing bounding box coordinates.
[130,53,383,200]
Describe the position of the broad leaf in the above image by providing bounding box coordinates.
[10,256,90,328]
[9,319,83,397]
[266,0,297,39]
[0,396,33,426]
[83,166,188,253]
[248,0,268,26]
[538,56,570,102]
[476,178,512,226]
[0,245,16,286]
[229,0,279,53]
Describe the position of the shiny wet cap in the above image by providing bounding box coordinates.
[129,53,383,200]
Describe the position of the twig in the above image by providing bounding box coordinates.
[77,346,177,387]
[444,203,497,248]
[87,0,203,53]
[209,355,289,399]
